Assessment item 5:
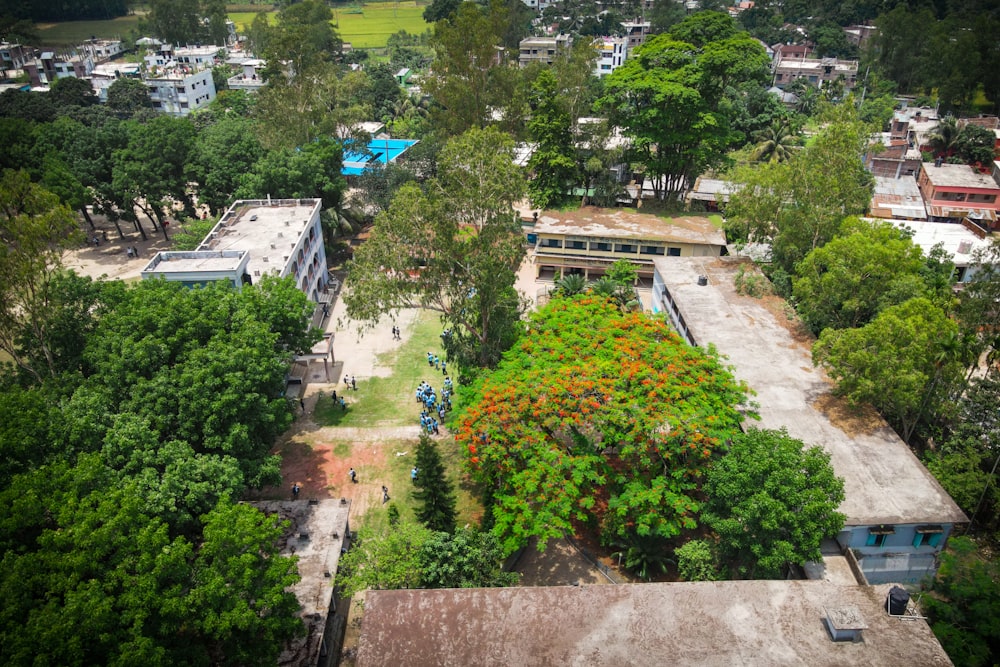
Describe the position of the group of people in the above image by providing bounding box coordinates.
[416,375,453,437]
[426,351,448,376]
[125,245,141,258]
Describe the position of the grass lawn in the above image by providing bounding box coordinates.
[333,2,429,49]
[39,3,428,50]
[314,310,446,428]
[708,213,725,229]
[37,16,142,45]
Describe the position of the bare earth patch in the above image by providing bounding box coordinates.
[812,393,884,437]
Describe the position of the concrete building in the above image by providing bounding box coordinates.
[528,207,725,281]
[917,161,1000,230]
[145,64,216,115]
[620,20,651,50]
[652,257,967,584]
[249,499,352,667]
[141,249,251,289]
[772,55,859,92]
[594,36,628,77]
[518,34,572,67]
[89,62,142,102]
[357,581,952,666]
[142,199,329,301]
[23,50,95,86]
[227,57,266,91]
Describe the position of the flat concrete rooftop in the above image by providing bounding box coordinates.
[248,499,351,667]
[921,162,1000,190]
[887,218,994,267]
[654,257,966,526]
[357,581,951,667]
[141,249,247,275]
[200,199,321,281]
[534,207,726,245]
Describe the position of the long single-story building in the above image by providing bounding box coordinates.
[652,257,967,584]
[527,207,726,281]
[356,581,952,666]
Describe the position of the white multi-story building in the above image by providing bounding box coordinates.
[142,199,330,302]
[145,66,216,115]
[594,36,628,77]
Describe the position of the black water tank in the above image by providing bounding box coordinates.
[886,586,910,615]
[697,275,708,286]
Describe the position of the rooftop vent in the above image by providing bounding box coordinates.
[824,606,867,642]
[277,232,283,237]
[285,220,290,226]
[270,243,276,249]
[254,270,261,276]
[263,256,268,263]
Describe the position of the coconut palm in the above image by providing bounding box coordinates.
[751,121,802,163]
[925,116,960,158]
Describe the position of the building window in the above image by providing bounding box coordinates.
[615,243,637,253]
[567,240,587,250]
[913,526,943,548]
[592,242,611,252]
[866,525,895,547]
[542,238,563,248]
[667,247,681,257]
[640,245,665,255]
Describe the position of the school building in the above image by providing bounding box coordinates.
[652,256,967,585]
[526,207,726,281]
[141,198,329,301]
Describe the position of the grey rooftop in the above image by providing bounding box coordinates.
[654,257,967,526]
[357,581,952,667]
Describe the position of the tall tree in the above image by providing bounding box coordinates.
[599,12,770,201]
[924,536,1000,667]
[703,427,845,579]
[344,127,526,371]
[412,434,457,533]
[106,77,151,117]
[792,217,931,334]
[0,171,80,383]
[188,115,265,214]
[457,296,749,553]
[813,297,965,444]
[526,68,578,209]
[724,108,874,287]
[113,115,197,238]
[424,0,518,136]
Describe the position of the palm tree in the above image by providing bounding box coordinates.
[751,121,802,163]
[554,272,587,296]
[925,116,960,158]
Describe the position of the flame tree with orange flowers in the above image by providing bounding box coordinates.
[456,295,754,554]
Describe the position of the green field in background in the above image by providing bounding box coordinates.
[37,15,142,45]
[39,3,428,50]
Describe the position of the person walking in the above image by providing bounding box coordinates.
[411,467,418,482]
[351,375,357,391]
[349,468,357,484]
[382,485,390,504]
[292,482,301,498]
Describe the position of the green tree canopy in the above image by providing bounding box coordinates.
[924,536,1000,667]
[724,108,874,287]
[813,297,965,444]
[457,296,750,553]
[792,217,933,334]
[703,427,845,579]
[0,170,80,383]
[599,12,770,201]
[344,127,526,371]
